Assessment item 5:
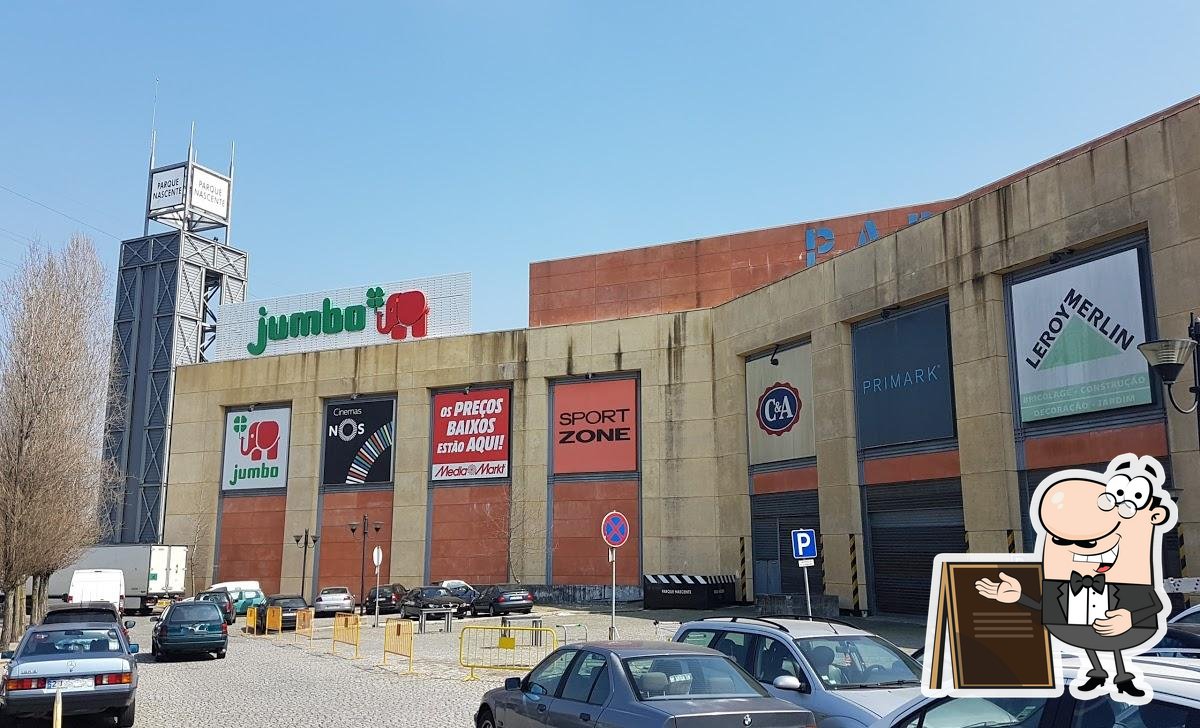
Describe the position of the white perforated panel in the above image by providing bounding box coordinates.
[210,272,471,361]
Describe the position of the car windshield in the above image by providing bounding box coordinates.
[168,603,223,623]
[43,609,115,624]
[20,628,123,658]
[793,635,919,689]
[321,588,348,595]
[273,598,307,609]
[624,655,766,700]
[198,593,229,603]
[421,587,451,598]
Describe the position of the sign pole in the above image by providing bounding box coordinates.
[802,562,812,617]
[609,547,617,640]
[372,545,383,628]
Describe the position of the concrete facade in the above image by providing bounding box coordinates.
[165,98,1200,611]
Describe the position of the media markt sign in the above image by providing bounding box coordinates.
[221,407,291,490]
[211,273,471,361]
[1011,248,1151,422]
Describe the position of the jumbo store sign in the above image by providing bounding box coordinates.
[552,378,639,475]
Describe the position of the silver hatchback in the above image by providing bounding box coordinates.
[0,622,139,726]
[313,586,356,616]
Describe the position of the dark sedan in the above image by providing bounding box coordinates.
[195,589,236,625]
[468,584,535,617]
[252,595,309,633]
[43,602,136,645]
[399,586,468,618]
[1142,623,1200,658]
[151,600,228,660]
[0,623,139,726]
[476,641,816,728]
[367,583,407,615]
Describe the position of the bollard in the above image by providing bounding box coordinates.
[52,689,62,728]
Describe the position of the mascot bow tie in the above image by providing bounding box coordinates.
[1070,571,1106,595]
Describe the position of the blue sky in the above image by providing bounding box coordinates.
[1,3,1198,332]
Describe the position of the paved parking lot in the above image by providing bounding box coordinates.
[5,606,925,726]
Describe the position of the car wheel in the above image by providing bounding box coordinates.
[116,699,136,727]
[476,707,495,728]
[489,605,496,617]
[151,641,159,659]
[217,649,227,659]
[521,609,532,615]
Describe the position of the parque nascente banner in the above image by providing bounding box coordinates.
[1010,248,1151,422]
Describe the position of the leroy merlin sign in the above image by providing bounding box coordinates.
[1010,248,1151,422]
[210,273,471,361]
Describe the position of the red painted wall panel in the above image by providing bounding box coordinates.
[428,484,511,585]
[551,481,639,586]
[862,450,961,485]
[1024,423,1167,470]
[316,490,394,600]
[751,467,818,494]
[217,494,287,596]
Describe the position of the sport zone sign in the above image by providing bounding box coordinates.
[552,378,638,475]
[1010,248,1151,422]
[222,407,291,491]
[431,388,511,481]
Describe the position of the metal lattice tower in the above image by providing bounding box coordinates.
[105,137,248,543]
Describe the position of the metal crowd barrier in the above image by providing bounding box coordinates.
[331,612,361,659]
[381,617,415,673]
[555,623,589,644]
[265,606,284,638]
[244,607,259,635]
[460,625,558,681]
[294,608,315,643]
[653,620,680,641]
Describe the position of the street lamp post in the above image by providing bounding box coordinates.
[1138,312,1200,449]
[348,516,383,615]
[292,529,319,602]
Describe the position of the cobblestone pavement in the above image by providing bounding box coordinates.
[5,605,925,726]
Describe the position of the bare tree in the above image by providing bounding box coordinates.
[184,515,210,596]
[480,494,553,585]
[0,236,120,645]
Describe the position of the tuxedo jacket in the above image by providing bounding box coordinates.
[1017,579,1162,628]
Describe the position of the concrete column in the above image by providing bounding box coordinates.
[812,323,865,611]
[949,275,1022,554]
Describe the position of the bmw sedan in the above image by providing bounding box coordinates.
[475,641,816,728]
[0,623,138,726]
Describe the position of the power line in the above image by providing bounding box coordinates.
[0,182,120,240]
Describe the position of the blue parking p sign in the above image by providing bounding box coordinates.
[791,529,817,560]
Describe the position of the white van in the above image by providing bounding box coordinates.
[207,580,261,593]
[68,569,126,613]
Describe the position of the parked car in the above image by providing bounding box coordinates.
[195,589,236,625]
[67,569,125,614]
[228,588,266,616]
[0,622,139,726]
[872,655,1200,727]
[366,584,407,615]
[447,584,479,603]
[251,595,309,633]
[475,640,816,728]
[673,616,920,728]
[151,600,228,660]
[42,602,136,646]
[1142,624,1200,658]
[313,586,356,616]
[399,586,468,618]
[467,584,535,617]
[208,580,261,593]
[1169,603,1200,625]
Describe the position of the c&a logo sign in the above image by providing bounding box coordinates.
[756,382,801,436]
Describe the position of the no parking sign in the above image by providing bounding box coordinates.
[602,511,630,548]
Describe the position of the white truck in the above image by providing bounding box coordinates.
[38,544,188,614]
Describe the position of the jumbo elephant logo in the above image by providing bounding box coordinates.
[234,415,281,461]
[224,409,290,489]
[367,287,428,341]
[246,284,431,356]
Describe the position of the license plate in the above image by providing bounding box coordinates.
[47,677,94,691]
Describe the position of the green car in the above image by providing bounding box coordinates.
[230,589,266,616]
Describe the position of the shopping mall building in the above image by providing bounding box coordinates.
[119,96,1200,615]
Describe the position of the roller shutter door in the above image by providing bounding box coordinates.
[865,479,964,615]
[751,490,822,597]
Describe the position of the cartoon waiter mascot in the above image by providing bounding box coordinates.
[975,453,1177,703]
